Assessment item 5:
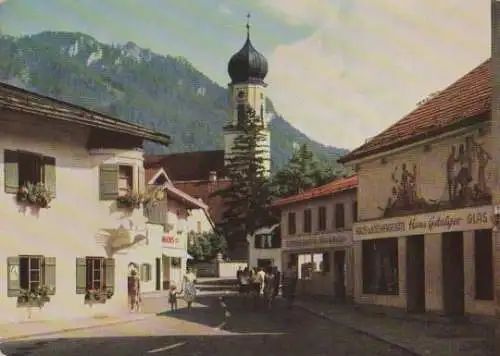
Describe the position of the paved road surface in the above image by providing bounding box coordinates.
[0,295,414,355]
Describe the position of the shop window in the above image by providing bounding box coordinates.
[75,257,115,296]
[318,206,326,231]
[141,263,152,282]
[7,255,56,299]
[335,203,345,229]
[287,212,296,235]
[99,164,135,200]
[4,150,56,196]
[352,201,358,222]
[362,238,399,295]
[303,209,312,233]
[475,229,493,300]
[312,253,323,272]
[171,257,181,267]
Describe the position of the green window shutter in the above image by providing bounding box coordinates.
[76,257,87,294]
[4,150,19,194]
[7,256,20,297]
[44,257,56,295]
[104,258,115,294]
[42,156,56,198]
[99,164,119,200]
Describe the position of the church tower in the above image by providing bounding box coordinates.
[224,15,271,177]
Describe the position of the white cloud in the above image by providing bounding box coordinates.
[218,3,232,15]
[260,0,490,149]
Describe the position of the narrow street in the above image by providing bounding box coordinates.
[0,293,413,356]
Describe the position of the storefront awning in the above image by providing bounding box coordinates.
[163,248,190,259]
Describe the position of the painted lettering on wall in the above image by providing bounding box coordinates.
[354,206,492,240]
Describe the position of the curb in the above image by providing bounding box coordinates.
[0,314,156,343]
[296,304,421,356]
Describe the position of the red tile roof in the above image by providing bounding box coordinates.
[173,180,232,224]
[340,59,491,163]
[145,168,159,184]
[271,175,358,207]
[144,150,225,181]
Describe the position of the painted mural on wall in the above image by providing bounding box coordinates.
[383,135,492,218]
[384,163,432,217]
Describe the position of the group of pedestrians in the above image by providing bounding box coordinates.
[237,261,298,309]
[127,267,199,313]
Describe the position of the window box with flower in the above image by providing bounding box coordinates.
[115,190,145,210]
[17,285,53,308]
[16,182,54,209]
[84,288,113,304]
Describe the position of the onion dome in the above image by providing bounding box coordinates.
[227,15,268,85]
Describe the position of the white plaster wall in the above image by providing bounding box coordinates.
[125,224,163,293]
[0,113,146,323]
[186,208,213,234]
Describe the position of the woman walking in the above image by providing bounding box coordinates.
[182,268,197,311]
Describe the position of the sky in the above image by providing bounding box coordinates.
[0,0,491,149]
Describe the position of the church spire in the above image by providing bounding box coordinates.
[246,13,251,40]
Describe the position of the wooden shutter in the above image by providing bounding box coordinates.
[76,257,87,294]
[42,156,56,198]
[104,258,115,294]
[44,257,56,295]
[99,164,119,200]
[138,166,145,195]
[254,235,261,249]
[4,150,19,194]
[7,256,20,297]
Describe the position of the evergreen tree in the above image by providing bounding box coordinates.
[211,106,276,247]
[272,143,339,198]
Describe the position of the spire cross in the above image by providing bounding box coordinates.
[246,13,251,38]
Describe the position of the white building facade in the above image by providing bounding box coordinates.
[0,83,170,323]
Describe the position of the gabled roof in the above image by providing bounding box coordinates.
[0,81,171,145]
[271,175,358,208]
[173,180,232,224]
[146,167,171,185]
[340,59,491,163]
[144,150,225,181]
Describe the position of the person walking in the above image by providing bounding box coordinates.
[182,268,197,311]
[127,269,141,312]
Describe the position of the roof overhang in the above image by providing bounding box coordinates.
[147,168,172,185]
[339,113,489,165]
[0,82,171,146]
[161,183,209,210]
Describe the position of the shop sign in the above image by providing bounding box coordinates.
[162,235,180,248]
[282,232,352,251]
[353,205,492,240]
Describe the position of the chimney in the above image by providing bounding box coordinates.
[209,171,217,182]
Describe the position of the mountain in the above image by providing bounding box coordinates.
[0,31,349,173]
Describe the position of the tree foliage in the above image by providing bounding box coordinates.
[211,106,277,247]
[187,230,227,261]
[271,143,341,198]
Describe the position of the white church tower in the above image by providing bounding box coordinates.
[224,14,271,177]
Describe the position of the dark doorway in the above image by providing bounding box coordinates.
[333,250,346,302]
[442,231,465,316]
[155,257,161,291]
[257,259,273,269]
[406,235,425,313]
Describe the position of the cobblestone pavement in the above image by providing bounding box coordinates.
[0,295,414,356]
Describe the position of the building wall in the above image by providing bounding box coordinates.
[0,113,147,323]
[352,124,496,315]
[279,190,356,297]
[125,224,164,293]
[185,208,213,235]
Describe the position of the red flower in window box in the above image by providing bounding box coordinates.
[116,191,144,210]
